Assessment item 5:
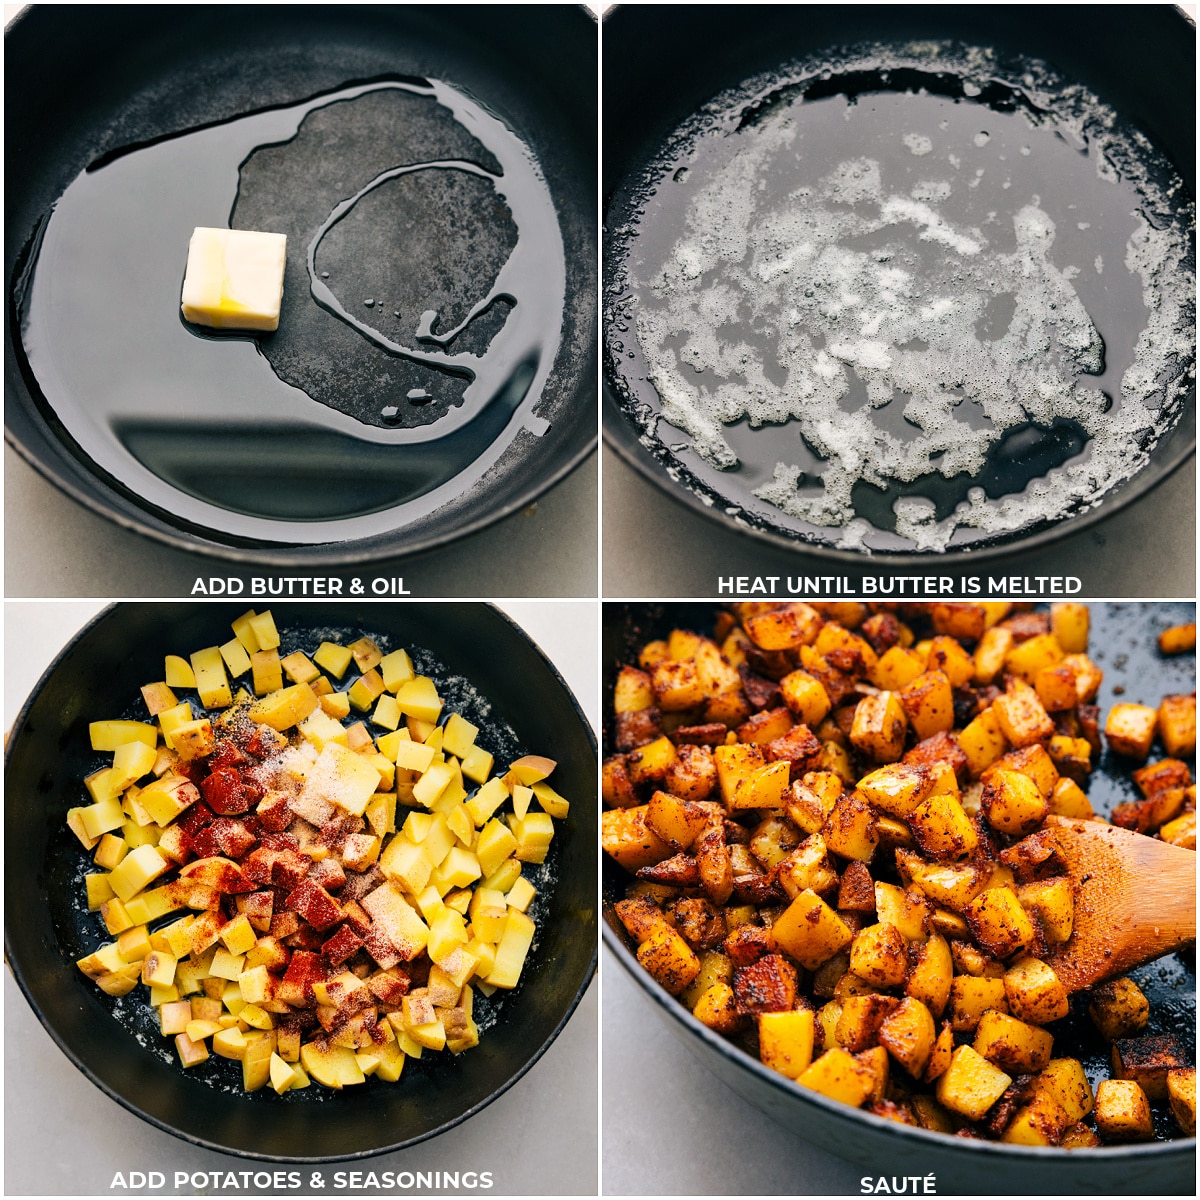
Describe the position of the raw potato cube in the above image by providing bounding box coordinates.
[936,1045,1012,1121]
[1093,1079,1154,1141]
[181,227,287,332]
[1104,703,1158,760]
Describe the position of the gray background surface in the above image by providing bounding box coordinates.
[4,600,598,1196]
[5,447,598,599]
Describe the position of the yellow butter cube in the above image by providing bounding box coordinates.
[181,227,287,332]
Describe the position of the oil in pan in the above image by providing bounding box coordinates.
[13,78,565,544]
[605,42,1196,555]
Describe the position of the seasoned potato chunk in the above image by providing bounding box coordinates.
[1094,1079,1155,1141]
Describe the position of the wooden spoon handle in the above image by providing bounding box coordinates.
[1044,817,1196,992]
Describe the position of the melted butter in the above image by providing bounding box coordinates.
[14,79,565,543]
[606,45,1195,554]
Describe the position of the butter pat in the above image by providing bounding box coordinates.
[181,227,287,332]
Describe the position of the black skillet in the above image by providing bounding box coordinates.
[5,602,597,1160]
[602,602,1196,1193]
[602,4,1196,566]
[5,5,596,564]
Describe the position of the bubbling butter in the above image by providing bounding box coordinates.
[609,43,1195,553]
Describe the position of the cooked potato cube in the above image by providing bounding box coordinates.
[966,887,1036,960]
[974,1009,1054,1073]
[1111,1034,1187,1100]
[850,692,908,762]
[909,794,978,860]
[797,1047,876,1107]
[849,923,909,989]
[1003,957,1069,1025]
[1094,1079,1154,1141]
[1158,694,1196,759]
[936,1044,1012,1121]
[878,996,936,1080]
[856,762,932,818]
[1016,877,1074,944]
[771,890,853,970]
[1002,1088,1071,1146]
[1157,623,1196,655]
[1167,1068,1196,1136]
[1088,977,1150,1042]
[821,794,879,863]
[758,1009,815,1080]
[982,767,1048,836]
[948,975,1008,1033]
[1037,1057,1094,1122]
[636,926,701,996]
[1105,703,1158,760]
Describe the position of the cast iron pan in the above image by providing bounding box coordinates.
[5,5,596,564]
[602,602,1196,1194]
[602,4,1196,566]
[6,602,597,1160]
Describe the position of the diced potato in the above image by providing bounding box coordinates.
[1105,703,1158,760]
[1037,1057,1094,1122]
[797,1047,875,1108]
[771,890,853,970]
[634,926,700,996]
[1088,977,1150,1042]
[758,1010,816,1080]
[974,1009,1054,1073]
[1167,1068,1196,1137]
[1003,957,1068,1024]
[1002,1089,1071,1146]
[936,1045,1012,1121]
[1093,1079,1154,1141]
[1158,694,1196,759]
[966,887,1036,960]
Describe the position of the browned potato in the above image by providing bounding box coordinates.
[602,602,1195,1150]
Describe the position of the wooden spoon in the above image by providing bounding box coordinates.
[1043,816,1196,993]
